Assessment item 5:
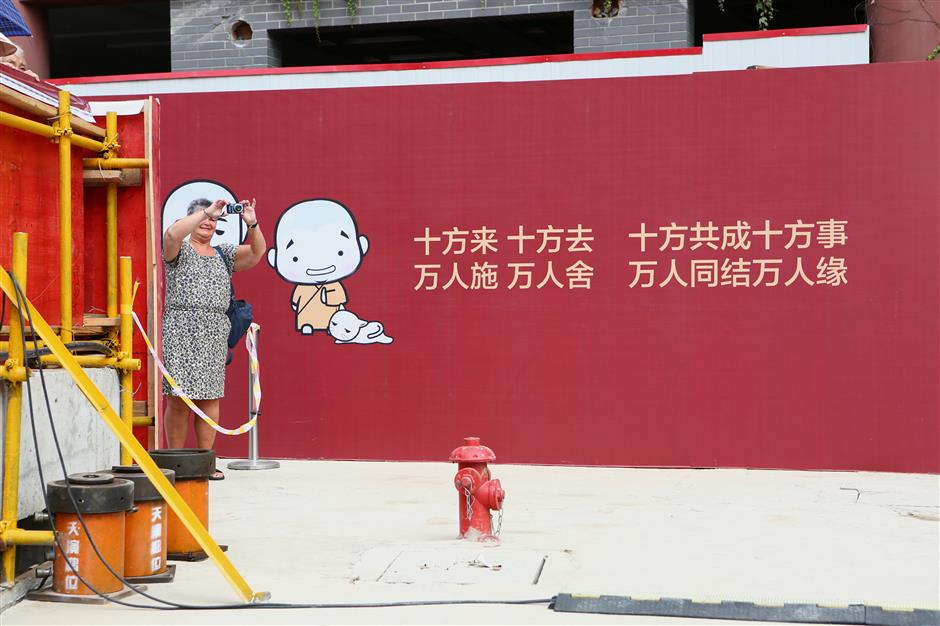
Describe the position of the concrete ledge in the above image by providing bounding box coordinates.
[0,562,47,613]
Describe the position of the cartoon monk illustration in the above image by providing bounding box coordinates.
[267,199,371,335]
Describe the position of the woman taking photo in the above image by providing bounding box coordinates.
[162,197,266,479]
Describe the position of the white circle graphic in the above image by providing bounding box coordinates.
[161,180,244,248]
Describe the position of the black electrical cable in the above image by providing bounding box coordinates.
[13,278,173,608]
[1,289,111,362]
[239,598,555,609]
[13,277,178,609]
[11,276,555,612]
[0,341,113,362]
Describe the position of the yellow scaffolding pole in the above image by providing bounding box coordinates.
[69,133,106,153]
[1,528,55,546]
[119,257,134,465]
[0,108,106,152]
[0,340,44,351]
[0,233,27,583]
[106,112,119,321]
[55,91,73,344]
[0,263,267,603]
[36,355,133,368]
[83,157,150,169]
[0,110,56,139]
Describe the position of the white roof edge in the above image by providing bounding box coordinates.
[57,27,869,98]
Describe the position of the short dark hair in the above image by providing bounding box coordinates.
[186,198,212,215]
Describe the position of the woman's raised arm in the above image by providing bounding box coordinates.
[163,199,226,261]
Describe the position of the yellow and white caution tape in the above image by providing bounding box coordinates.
[131,312,259,435]
[246,321,262,413]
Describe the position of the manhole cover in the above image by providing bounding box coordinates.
[378,549,548,585]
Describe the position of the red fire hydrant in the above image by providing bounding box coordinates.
[450,436,505,542]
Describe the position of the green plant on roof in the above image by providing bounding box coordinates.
[281,0,359,35]
[281,0,300,24]
[717,0,775,30]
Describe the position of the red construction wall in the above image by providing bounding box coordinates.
[0,102,84,327]
[154,61,938,472]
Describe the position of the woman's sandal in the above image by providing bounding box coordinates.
[208,469,225,481]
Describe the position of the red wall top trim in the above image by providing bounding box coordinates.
[703,24,868,42]
[51,47,703,86]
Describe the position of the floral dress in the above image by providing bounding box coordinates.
[161,239,236,399]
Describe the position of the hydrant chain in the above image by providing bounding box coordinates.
[493,504,503,537]
[464,487,474,521]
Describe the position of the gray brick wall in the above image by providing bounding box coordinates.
[170,0,690,71]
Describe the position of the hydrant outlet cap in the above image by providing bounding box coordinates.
[449,437,496,463]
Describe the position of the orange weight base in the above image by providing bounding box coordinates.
[165,478,208,555]
[125,500,168,577]
[53,511,125,595]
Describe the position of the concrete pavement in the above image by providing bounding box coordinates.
[3,460,938,624]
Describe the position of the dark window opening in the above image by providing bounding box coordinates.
[271,13,573,67]
[692,0,866,46]
[48,1,170,79]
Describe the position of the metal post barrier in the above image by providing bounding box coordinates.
[228,328,278,471]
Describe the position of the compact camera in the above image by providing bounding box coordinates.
[225,203,245,214]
